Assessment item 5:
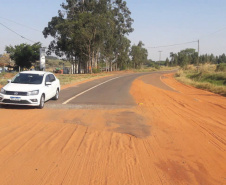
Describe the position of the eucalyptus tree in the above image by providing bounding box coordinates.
[170,52,178,66]
[116,36,131,70]
[165,57,170,66]
[130,41,148,69]
[170,49,198,67]
[43,0,133,73]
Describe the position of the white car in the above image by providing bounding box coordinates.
[0,71,60,109]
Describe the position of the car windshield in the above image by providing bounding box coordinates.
[11,73,44,84]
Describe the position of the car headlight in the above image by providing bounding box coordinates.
[0,88,6,94]
[27,90,39,96]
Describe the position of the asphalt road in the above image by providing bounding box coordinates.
[46,70,176,109]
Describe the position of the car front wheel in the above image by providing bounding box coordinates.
[53,89,59,100]
[38,94,45,109]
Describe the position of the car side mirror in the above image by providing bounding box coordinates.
[7,79,11,83]
[45,82,52,86]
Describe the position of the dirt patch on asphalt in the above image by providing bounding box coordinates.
[0,72,225,185]
[105,111,150,138]
[140,73,177,92]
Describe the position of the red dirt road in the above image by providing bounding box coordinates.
[0,73,225,185]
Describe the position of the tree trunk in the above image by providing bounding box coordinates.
[73,62,76,74]
[78,60,81,74]
[105,61,107,72]
[110,61,112,72]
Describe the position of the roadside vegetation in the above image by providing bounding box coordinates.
[0,72,16,86]
[167,47,226,96]
[132,66,177,73]
[175,63,226,96]
[0,71,112,87]
[0,65,177,87]
[56,73,113,86]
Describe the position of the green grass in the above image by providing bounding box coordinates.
[187,72,226,86]
[175,64,226,96]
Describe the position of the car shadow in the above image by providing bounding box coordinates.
[0,104,37,110]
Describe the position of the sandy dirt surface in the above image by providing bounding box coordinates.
[0,73,225,185]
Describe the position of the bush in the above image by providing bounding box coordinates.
[154,64,160,70]
[175,70,184,77]
[92,68,101,73]
[198,63,216,73]
[216,63,226,72]
[184,65,196,70]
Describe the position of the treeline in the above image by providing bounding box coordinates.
[43,0,147,73]
[168,48,226,67]
[2,0,149,73]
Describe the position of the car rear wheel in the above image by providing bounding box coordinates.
[38,94,45,109]
[53,89,59,100]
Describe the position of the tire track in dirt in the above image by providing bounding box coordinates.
[39,126,89,185]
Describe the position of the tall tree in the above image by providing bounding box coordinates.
[130,41,148,69]
[170,48,198,67]
[165,57,170,66]
[217,54,226,64]
[115,36,131,70]
[43,0,133,73]
[170,52,178,66]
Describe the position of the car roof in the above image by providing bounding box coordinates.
[20,71,51,75]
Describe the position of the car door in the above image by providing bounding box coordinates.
[44,74,53,100]
[49,74,58,98]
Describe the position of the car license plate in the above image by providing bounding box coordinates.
[10,96,21,101]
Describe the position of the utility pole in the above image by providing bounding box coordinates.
[158,51,162,66]
[40,47,46,71]
[197,40,200,71]
[198,39,199,56]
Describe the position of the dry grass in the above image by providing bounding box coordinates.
[56,73,113,85]
[175,64,226,96]
[132,66,177,73]
[0,72,16,86]
[0,72,113,87]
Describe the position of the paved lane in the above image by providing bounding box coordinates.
[46,70,176,109]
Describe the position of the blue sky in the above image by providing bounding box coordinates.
[1,0,226,61]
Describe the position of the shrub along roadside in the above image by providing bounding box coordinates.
[0,72,16,86]
[0,66,177,87]
[216,63,226,72]
[175,64,226,96]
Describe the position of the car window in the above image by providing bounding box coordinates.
[49,74,56,82]
[11,73,44,84]
[45,75,51,83]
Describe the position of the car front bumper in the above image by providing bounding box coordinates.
[0,93,40,106]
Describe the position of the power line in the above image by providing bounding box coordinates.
[0,17,42,32]
[147,25,226,50]
[0,22,36,44]
[199,26,226,39]
[147,40,198,49]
